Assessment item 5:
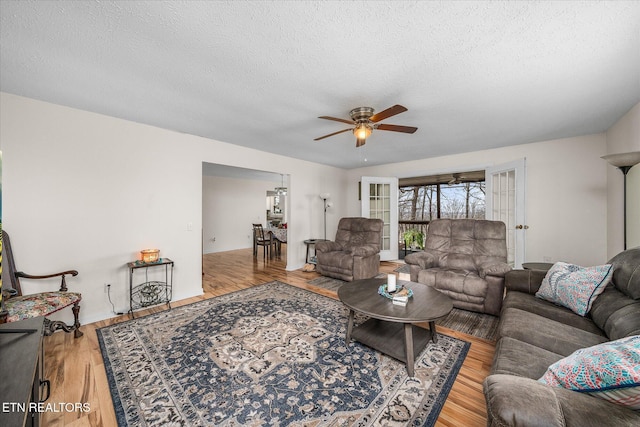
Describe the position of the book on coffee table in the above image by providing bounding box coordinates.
[392,295,408,306]
[392,288,410,305]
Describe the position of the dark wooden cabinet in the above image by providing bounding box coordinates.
[0,317,47,427]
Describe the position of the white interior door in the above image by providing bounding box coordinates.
[485,159,526,268]
[361,176,398,261]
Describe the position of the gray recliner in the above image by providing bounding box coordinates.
[404,219,511,316]
[315,217,384,282]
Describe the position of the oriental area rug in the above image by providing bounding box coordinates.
[97,281,470,426]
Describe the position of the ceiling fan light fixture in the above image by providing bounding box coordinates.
[274,174,287,195]
[354,122,372,140]
[315,104,416,147]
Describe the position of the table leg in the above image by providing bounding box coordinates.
[129,267,135,319]
[345,310,355,343]
[404,323,415,377]
[429,321,438,343]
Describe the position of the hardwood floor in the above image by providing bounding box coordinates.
[43,248,494,426]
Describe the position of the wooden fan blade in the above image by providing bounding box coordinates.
[376,123,418,134]
[369,104,408,122]
[318,116,355,125]
[314,128,352,141]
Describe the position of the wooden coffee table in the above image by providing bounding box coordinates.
[338,277,453,376]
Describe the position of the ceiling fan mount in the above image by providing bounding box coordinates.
[314,104,417,147]
[349,106,375,121]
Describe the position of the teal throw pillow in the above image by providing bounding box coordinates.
[539,335,640,410]
[535,262,612,316]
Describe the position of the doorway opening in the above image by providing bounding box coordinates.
[201,163,289,283]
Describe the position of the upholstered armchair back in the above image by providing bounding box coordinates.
[334,217,383,250]
[424,219,507,271]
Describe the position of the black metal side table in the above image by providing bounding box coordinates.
[522,262,554,272]
[303,239,328,264]
[127,258,173,318]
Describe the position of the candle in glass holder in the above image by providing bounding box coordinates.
[141,249,160,263]
[387,274,397,292]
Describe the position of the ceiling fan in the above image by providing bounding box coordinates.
[314,104,417,147]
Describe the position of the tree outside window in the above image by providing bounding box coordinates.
[399,181,485,221]
[398,172,486,250]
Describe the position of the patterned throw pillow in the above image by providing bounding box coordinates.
[535,262,612,316]
[539,335,640,410]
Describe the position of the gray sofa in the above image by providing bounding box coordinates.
[484,247,640,426]
[405,219,510,316]
[316,217,383,282]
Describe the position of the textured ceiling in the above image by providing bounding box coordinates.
[1,1,639,169]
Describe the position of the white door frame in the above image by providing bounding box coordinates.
[485,158,527,268]
[361,176,399,261]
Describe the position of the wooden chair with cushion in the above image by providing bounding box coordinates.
[252,224,277,259]
[0,230,83,338]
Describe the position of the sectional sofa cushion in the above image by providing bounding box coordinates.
[491,336,565,379]
[590,287,640,340]
[501,291,607,335]
[498,307,608,356]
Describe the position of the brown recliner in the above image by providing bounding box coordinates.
[404,219,510,316]
[315,217,384,282]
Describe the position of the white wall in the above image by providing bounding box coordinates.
[3,91,634,326]
[605,102,640,256]
[346,134,609,267]
[202,175,276,253]
[0,93,348,324]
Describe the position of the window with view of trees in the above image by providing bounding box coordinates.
[398,171,486,250]
[399,181,486,220]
